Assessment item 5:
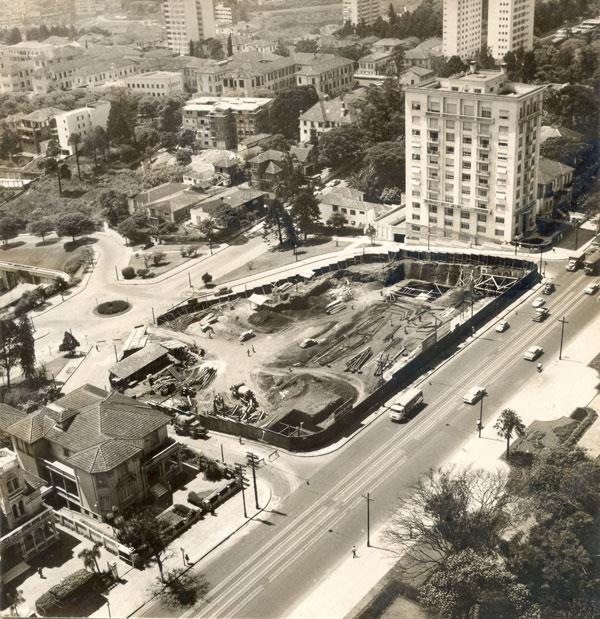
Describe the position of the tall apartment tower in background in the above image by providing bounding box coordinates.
[342,0,382,26]
[404,63,545,246]
[487,0,535,59]
[163,0,217,56]
[442,0,483,60]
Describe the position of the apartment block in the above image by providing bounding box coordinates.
[0,448,59,585]
[404,63,544,246]
[183,96,273,149]
[214,1,233,24]
[55,101,111,154]
[342,0,382,26]
[163,0,217,56]
[442,0,483,60]
[220,53,297,96]
[487,0,535,59]
[294,53,355,97]
[125,70,184,97]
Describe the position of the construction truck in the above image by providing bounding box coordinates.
[173,413,207,439]
[583,246,600,275]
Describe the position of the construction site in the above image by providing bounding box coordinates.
[140,253,534,442]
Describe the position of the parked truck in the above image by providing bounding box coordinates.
[583,246,600,275]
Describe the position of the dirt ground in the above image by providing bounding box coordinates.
[179,263,477,428]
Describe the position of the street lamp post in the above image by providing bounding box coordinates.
[361,492,374,547]
[558,316,568,360]
[477,393,486,438]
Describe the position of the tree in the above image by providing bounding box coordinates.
[215,205,240,234]
[476,45,497,70]
[545,84,600,138]
[208,38,224,60]
[28,217,55,243]
[116,507,168,582]
[0,217,20,245]
[198,217,217,254]
[0,319,21,388]
[385,468,520,578]
[6,589,25,616]
[0,123,21,160]
[420,549,537,618]
[99,190,129,225]
[439,55,467,77]
[295,39,318,53]
[59,163,72,181]
[150,567,210,608]
[227,32,233,57]
[521,50,537,82]
[290,189,320,240]
[56,211,95,242]
[540,136,594,168]
[358,80,405,145]
[107,91,138,144]
[201,272,213,286]
[59,331,80,356]
[175,148,192,166]
[274,40,289,57]
[362,140,406,195]
[78,543,101,573]
[37,154,63,195]
[118,212,152,245]
[263,199,287,246]
[270,86,319,139]
[317,125,364,168]
[152,251,166,266]
[494,408,525,459]
[365,223,376,245]
[327,212,347,246]
[94,126,110,161]
[159,98,183,134]
[16,317,35,380]
[68,132,82,180]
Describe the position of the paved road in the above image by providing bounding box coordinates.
[139,262,598,618]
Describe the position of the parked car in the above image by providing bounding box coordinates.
[299,338,318,348]
[542,282,555,295]
[239,330,255,342]
[524,345,544,361]
[216,286,233,296]
[532,307,550,322]
[532,297,546,308]
[463,386,486,404]
[495,320,509,333]
[584,283,599,295]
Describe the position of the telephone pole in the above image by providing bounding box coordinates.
[235,463,248,518]
[246,452,260,509]
[477,393,485,438]
[557,316,568,360]
[361,492,375,547]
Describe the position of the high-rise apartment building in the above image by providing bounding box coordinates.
[487,0,535,59]
[342,0,382,26]
[442,0,483,60]
[404,64,545,245]
[163,0,216,56]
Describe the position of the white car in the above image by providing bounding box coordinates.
[463,386,486,404]
[495,320,509,333]
[584,283,599,295]
[524,345,544,361]
[532,297,546,308]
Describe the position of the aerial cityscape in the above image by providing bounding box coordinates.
[0,0,598,617]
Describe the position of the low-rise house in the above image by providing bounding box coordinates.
[0,447,59,585]
[5,107,63,155]
[355,50,400,86]
[189,187,266,224]
[290,144,316,176]
[319,187,381,229]
[294,52,355,97]
[371,38,407,53]
[0,385,183,521]
[130,182,205,224]
[124,70,184,98]
[536,157,574,220]
[248,149,291,192]
[402,38,442,70]
[299,90,365,143]
[398,66,434,87]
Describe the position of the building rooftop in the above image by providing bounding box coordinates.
[184,96,273,113]
[401,66,434,77]
[135,182,188,206]
[372,38,405,48]
[537,157,575,184]
[359,50,397,63]
[293,52,354,75]
[192,187,266,215]
[126,70,182,81]
[300,91,365,124]
[404,37,442,59]
[248,149,289,164]
[4,386,169,473]
[109,340,184,381]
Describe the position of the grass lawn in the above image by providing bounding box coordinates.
[128,249,194,277]
[215,236,354,283]
[0,237,96,273]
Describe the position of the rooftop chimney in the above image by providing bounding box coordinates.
[469,60,477,74]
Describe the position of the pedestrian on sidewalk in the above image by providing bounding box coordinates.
[251,345,255,353]
[247,348,251,356]
[185,553,191,566]
[37,567,45,578]
[352,545,359,558]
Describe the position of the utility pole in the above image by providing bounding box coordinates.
[478,394,485,438]
[361,492,374,547]
[235,463,248,518]
[539,250,543,275]
[188,271,192,289]
[557,316,568,360]
[246,452,260,509]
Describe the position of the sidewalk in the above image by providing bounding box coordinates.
[285,298,600,619]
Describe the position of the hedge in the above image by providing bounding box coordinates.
[36,569,96,616]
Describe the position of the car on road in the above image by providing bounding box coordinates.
[326,179,340,187]
[216,286,233,296]
[299,338,318,348]
[532,297,546,308]
[584,283,599,295]
[533,307,550,322]
[239,330,255,342]
[524,345,544,361]
[495,320,509,333]
[542,282,555,295]
[463,386,486,404]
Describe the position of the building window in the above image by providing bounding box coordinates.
[460,222,470,230]
[7,478,19,493]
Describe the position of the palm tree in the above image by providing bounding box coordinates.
[198,217,217,255]
[78,542,102,573]
[327,212,347,247]
[494,408,526,460]
[68,132,82,180]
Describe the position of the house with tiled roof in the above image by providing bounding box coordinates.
[402,37,443,70]
[248,149,292,192]
[319,186,382,230]
[536,157,574,220]
[0,385,182,521]
[129,182,209,224]
[190,187,267,225]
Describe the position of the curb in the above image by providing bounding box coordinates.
[124,483,273,618]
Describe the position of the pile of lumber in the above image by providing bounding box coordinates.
[345,347,372,373]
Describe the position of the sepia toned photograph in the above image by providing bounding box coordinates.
[0,0,598,616]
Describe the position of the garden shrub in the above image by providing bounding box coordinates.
[97,300,130,315]
[63,252,85,275]
[121,266,135,279]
